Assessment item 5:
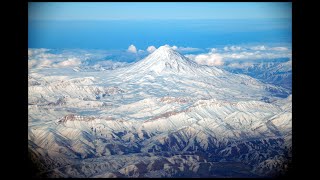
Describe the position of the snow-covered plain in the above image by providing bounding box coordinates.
[28,46,292,177]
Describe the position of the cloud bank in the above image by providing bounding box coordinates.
[28,48,136,70]
[186,45,291,66]
[28,44,291,69]
[163,44,201,52]
[187,54,224,66]
[223,46,243,51]
[28,49,103,69]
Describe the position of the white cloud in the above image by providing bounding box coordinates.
[178,47,200,52]
[250,45,289,51]
[147,46,156,53]
[187,53,224,66]
[28,49,86,69]
[225,52,254,59]
[187,45,291,66]
[28,48,142,69]
[138,49,145,53]
[163,44,200,52]
[127,44,137,53]
[251,45,267,51]
[270,47,289,51]
[29,57,81,69]
[171,45,178,50]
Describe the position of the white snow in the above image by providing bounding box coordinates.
[28,46,292,178]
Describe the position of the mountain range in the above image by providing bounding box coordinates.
[28,45,292,178]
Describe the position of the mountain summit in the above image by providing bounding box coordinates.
[122,45,221,76]
[148,45,194,64]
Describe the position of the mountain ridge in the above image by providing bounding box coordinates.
[28,45,292,178]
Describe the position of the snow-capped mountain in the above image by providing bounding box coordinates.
[28,46,292,178]
[223,60,292,91]
[123,45,205,75]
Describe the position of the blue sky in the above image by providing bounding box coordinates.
[28,2,292,50]
[29,2,291,20]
